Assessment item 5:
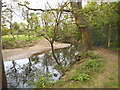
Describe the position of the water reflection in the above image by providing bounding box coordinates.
[4,45,81,88]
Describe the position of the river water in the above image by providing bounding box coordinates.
[4,44,81,88]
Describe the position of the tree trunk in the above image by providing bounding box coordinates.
[50,42,61,66]
[108,24,112,47]
[81,27,91,51]
[0,0,7,89]
[70,2,92,51]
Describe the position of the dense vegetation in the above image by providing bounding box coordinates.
[2,1,119,50]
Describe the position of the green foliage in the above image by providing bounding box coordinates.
[28,76,46,88]
[24,1,30,5]
[52,52,104,88]
[28,73,54,88]
[84,59,101,71]
[70,73,91,82]
[34,77,46,88]
[83,2,119,47]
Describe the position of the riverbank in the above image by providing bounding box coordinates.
[2,39,70,61]
[51,47,118,88]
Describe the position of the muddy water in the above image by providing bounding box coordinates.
[4,44,81,88]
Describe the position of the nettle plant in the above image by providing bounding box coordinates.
[84,59,101,70]
[70,73,91,82]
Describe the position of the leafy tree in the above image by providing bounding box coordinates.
[57,13,79,43]
[37,2,69,66]
[18,1,92,51]
[70,1,92,51]
[83,1,119,47]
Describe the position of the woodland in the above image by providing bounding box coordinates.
[0,0,119,88]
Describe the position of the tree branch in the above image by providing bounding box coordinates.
[18,3,71,12]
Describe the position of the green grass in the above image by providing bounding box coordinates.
[2,35,44,48]
[2,35,44,41]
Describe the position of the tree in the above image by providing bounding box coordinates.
[18,1,92,51]
[83,1,119,47]
[18,1,41,41]
[2,2,16,40]
[37,2,69,66]
[70,1,92,51]
[0,0,7,89]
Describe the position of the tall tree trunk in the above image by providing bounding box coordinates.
[0,0,7,89]
[108,24,112,47]
[70,1,91,51]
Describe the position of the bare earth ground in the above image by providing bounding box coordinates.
[2,39,70,61]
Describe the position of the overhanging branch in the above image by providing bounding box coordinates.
[18,3,71,12]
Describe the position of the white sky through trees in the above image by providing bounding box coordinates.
[2,0,119,23]
[2,0,87,23]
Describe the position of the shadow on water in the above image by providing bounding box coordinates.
[4,44,81,88]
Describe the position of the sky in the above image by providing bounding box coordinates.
[2,0,119,23]
[2,0,87,23]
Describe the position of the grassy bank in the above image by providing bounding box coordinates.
[50,51,104,88]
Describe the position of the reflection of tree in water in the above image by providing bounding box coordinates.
[5,45,80,88]
[30,56,39,64]
[25,58,32,76]
[53,45,80,68]
[7,61,19,87]
[6,59,41,88]
[42,53,49,73]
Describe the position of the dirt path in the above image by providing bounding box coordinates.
[2,39,70,61]
[84,47,118,88]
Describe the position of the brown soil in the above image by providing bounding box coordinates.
[2,39,70,61]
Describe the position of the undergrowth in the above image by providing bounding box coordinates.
[50,51,104,88]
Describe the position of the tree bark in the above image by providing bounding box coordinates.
[0,0,7,89]
[70,2,92,51]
